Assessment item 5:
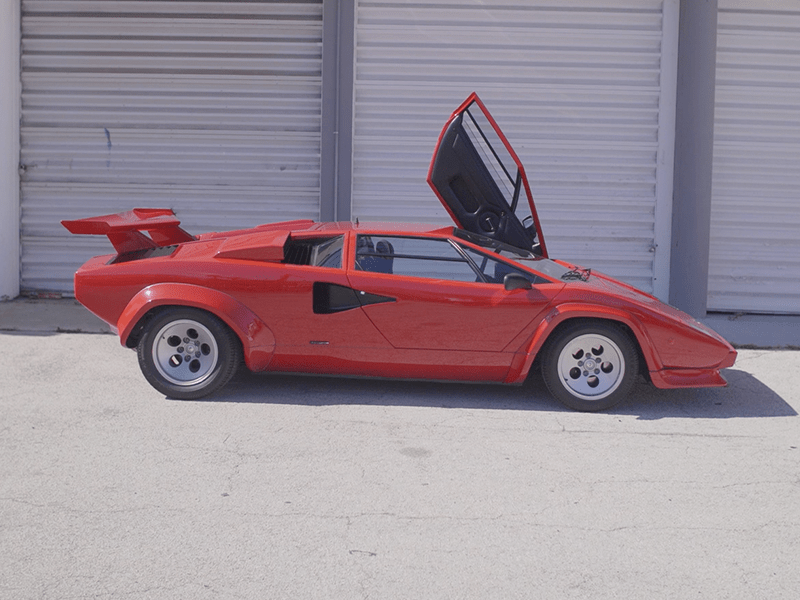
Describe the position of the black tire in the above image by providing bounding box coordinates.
[541,320,638,412]
[137,307,242,399]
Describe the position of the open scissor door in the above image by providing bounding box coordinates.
[428,93,547,257]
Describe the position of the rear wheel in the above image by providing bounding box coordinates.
[137,307,241,399]
[541,321,638,412]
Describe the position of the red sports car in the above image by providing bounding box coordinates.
[63,93,736,411]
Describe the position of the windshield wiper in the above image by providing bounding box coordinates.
[561,267,591,282]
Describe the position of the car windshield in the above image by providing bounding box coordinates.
[454,228,570,280]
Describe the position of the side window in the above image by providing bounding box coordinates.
[355,236,479,282]
[461,246,545,285]
[284,235,344,268]
[311,236,344,268]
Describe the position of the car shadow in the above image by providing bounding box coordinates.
[188,366,796,419]
[621,367,797,419]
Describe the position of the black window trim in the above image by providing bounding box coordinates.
[353,233,552,285]
[452,231,560,285]
[354,233,487,281]
[452,238,556,286]
[447,238,489,283]
[462,102,523,213]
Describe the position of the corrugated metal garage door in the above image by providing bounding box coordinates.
[708,0,800,314]
[351,0,679,296]
[20,0,323,293]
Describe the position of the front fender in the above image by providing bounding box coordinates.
[117,283,276,371]
[505,303,661,384]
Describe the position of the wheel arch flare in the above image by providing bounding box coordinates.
[506,303,660,385]
[117,283,276,372]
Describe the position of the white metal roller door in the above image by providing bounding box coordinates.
[351,0,678,296]
[708,0,800,314]
[20,0,323,293]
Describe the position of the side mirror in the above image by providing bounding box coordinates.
[503,273,532,291]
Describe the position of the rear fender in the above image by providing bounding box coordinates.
[118,283,275,371]
[505,303,661,384]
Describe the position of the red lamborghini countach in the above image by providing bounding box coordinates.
[63,94,736,411]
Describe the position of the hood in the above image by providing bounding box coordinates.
[427,93,548,257]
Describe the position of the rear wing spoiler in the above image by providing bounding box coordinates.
[61,208,195,254]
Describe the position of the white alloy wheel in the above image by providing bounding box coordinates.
[152,319,219,386]
[137,307,242,399]
[541,321,639,412]
[556,333,626,401]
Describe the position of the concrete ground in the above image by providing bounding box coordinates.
[1,301,799,599]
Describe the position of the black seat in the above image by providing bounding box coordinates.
[370,240,394,274]
[357,238,394,274]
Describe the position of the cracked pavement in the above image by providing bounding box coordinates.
[1,332,799,599]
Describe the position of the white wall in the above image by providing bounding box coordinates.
[0,0,21,299]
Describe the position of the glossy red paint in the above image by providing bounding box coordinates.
[116,283,277,371]
[66,216,735,389]
[62,208,193,253]
[61,93,736,409]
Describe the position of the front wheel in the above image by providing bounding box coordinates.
[137,307,242,399]
[541,321,638,412]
